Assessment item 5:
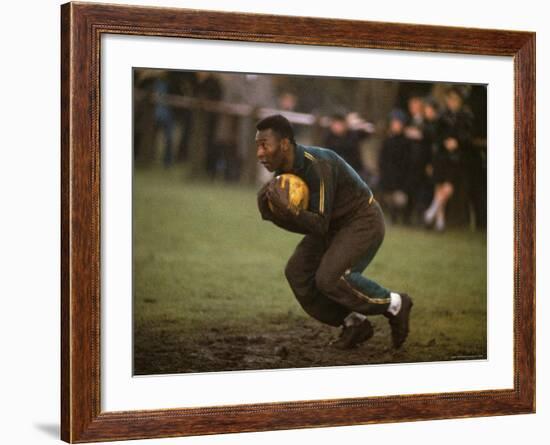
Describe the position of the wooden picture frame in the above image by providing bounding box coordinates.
[61,1,535,442]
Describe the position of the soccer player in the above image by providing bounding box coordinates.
[256,114,413,349]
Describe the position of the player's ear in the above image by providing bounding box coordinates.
[281,138,290,152]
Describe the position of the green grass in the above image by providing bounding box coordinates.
[133,166,487,374]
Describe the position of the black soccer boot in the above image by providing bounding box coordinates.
[384,293,413,349]
[332,318,374,350]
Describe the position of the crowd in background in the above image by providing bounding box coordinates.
[134,69,487,232]
[317,87,485,231]
[134,70,226,174]
[369,87,486,231]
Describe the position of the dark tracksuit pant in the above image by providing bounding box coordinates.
[284,200,391,327]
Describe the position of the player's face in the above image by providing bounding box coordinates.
[256,129,287,172]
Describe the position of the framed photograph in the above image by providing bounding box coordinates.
[61,2,535,442]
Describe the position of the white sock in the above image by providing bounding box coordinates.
[387,292,402,316]
[344,312,367,327]
[424,201,439,223]
[435,213,445,231]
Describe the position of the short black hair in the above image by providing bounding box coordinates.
[256,114,296,145]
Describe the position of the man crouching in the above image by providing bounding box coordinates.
[256,114,413,349]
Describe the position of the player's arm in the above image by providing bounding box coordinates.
[257,182,310,234]
[257,182,274,221]
[267,163,334,236]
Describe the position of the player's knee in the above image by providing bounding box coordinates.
[315,271,338,296]
[284,258,299,285]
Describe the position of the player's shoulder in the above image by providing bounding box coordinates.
[301,145,338,163]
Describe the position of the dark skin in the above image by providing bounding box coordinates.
[256,128,331,235]
[255,128,294,173]
[255,129,295,220]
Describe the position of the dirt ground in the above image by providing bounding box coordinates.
[133,313,484,375]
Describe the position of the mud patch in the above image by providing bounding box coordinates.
[133,317,456,375]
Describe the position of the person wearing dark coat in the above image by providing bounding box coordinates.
[379,109,410,224]
[422,97,440,155]
[193,73,224,178]
[168,70,197,162]
[424,87,473,231]
[403,95,433,225]
[323,114,368,175]
[439,89,484,229]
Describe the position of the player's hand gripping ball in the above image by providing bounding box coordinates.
[267,174,309,217]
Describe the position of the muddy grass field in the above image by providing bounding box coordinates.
[133,168,487,375]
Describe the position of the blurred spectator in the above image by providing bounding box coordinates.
[424,137,464,231]
[217,73,277,182]
[405,94,424,129]
[403,94,433,225]
[323,113,369,175]
[168,70,197,162]
[134,69,157,163]
[443,87,477,227]
[379,109,410,224]
[466,84,487,229]
[151,73,175,168]
[278,91,298,111]
[424,87,473,230]
[422,96,441,154]
[276,91,309,147]
[439,87,474,150]
[193,72,224,178]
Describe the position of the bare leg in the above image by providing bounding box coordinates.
[434,182,454,230]
[424,182,454,228]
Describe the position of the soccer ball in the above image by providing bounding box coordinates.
[268,173,310,215]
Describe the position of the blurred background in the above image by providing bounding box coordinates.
[132,69,487,375]
[133,68,487,230]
